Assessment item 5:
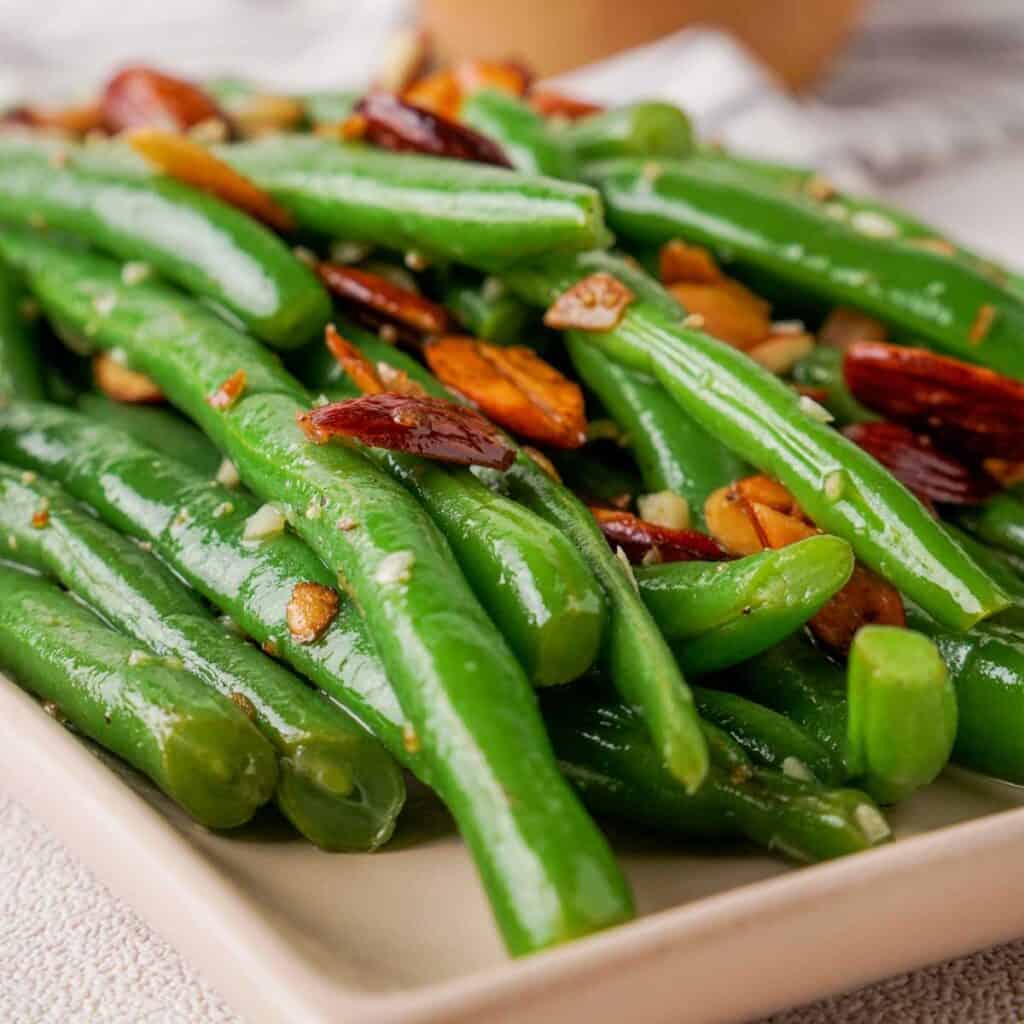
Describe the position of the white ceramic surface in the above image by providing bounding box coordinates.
[5,672,1024,1024]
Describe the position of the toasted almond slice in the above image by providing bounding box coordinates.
[704,484,764,556]
[128,129,293,231]
[659,240,722,285]
[544,272,634,332]
[819,306,887,351]
[325,324,384,395]
[93,351,163,403]
[425,335,587,448]
[747,332,815,374]
[286,582,339,643]
[668,280,772,349]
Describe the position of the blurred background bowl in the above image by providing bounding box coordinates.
[422,0,866,88]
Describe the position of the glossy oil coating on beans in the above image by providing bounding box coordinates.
[0,261,43,400]
[0,138,331,348]
[0,462,403,850]
[76,393,222,476]
[637,536,854,674]
[0,232,633,957]
[217,136,610,267]
[503,252,1009,631]
[0,562,277,828]
[326,373,607,687]
[542,682,888,861]
[584,157,1024,379]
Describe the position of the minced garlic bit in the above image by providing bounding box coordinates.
[213,501,235,519]
[313,393,331,408]
[121,261,152,286]
[782,756,814,782]
[682,313,705,329]
[7,536,17,551]
[402,722,421,755]
[641,547,663,566]
[850,210,900,239]
[92,292,117,317]
[137,540,153,553]
[336,515,358,531]
[242,503,285,541]
[330,240,372,264]
[378,323,399,344]
[855,803,891,844]
[641,160,662,183]
[20,470,36,485]
[291,245,317,266]
[404,249,429,272]
[305,495,326,520]
[374,550,415,585]
[215,458,241,488]
[615,546,639,592]
[481,276,505,303]
[798,394,834,423]
[172,507,191,527]
[770,319,806,336]
[824,470,845,502]
[638,490,691,530]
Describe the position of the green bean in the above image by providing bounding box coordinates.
[583,156,1024,379]
[724,628,957,804]
[437,271,536,345]
[0,137,330,348]
[957,493,1024,561]
[905,604,1024,783]
[300,313,710,789]
[560,102,695,166]
[0,261,43,399]
[75,393,221,476]
[542,682,889,861]
[217,136,611,266]
[0,562,277,828]
[0,462,402,849]
[790,347,879,427]
[0,232,633,956]
[692,686,843,784]
[503,251,1009,631]
[637,535,854,674]
[325,373,606,687]
[568,335,746,521]
[461,89,571,177]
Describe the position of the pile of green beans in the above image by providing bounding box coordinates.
[4,75,1024,963]
[0,462,404,850]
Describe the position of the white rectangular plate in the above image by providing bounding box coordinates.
[6,674,1024,1024]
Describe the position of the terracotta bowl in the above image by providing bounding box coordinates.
[421,0,866,90]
